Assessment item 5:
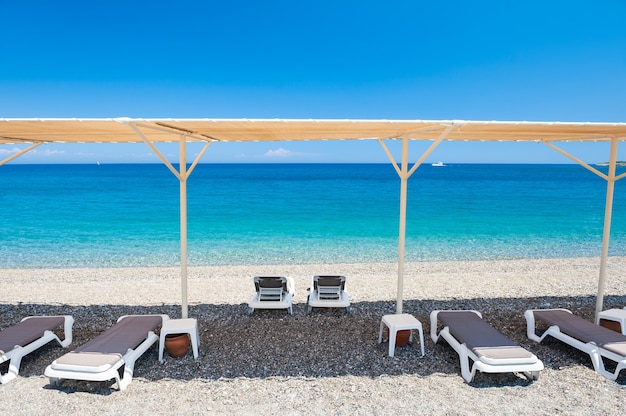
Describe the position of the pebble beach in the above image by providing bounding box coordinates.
[2,257,626,415]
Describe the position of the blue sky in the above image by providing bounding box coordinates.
[1,1,625,164]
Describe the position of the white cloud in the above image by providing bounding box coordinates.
[31,149,66,157]
[0,147,66,159]
[264,148,294,158]
[75,152,96,157]
[231,148,318,161]
[0,147,21,155]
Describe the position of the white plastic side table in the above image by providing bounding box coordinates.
[378,313,425,357]
[597,309,626,335]
[159,318,200,362]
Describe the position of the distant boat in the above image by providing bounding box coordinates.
[432,161,445,167]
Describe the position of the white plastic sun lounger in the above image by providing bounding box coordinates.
[0,315,73,384]
[248,276,294,315]
[525,308,626,381]
[307,275,350,314]
[44,314,168,390]
[431,310,543,383]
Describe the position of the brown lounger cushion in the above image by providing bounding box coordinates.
[54,351,123,372]
[533,309,626,356]
[0,317,65,354]
[439,311,534,360]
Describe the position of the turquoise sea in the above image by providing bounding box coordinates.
[1,163,625,268]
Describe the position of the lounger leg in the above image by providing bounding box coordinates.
[458,346,476,383]
[119,331,159,390]
[0,357,21,384]
[118,367,132,390]
[523,371,540,381]
[589,349,617,381]
[612,361,626,380]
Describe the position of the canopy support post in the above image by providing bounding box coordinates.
[127,122,211,318]
[543,138,622,322]
[595,137,618,321]
[179,137,189,319]
[396,137,410,314]
[379,125,453,314]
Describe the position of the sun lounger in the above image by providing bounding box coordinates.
[248,276,294,315]
[307,275,350,314]
[44,314,168,390]
[525,308,626,381]
[431,310,543,382]
[1,315,73,384]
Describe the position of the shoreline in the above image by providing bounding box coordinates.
[3,256,626,307]
[2,256,626,414]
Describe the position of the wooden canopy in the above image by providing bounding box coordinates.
[2,117,625,320]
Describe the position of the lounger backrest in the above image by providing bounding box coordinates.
[439,311,518,350]
[254,276,287,292]
[0,317,65,354]
[314,275,345,291]
[74,315,162,355]
[255,276,287,302]
[533,309,626,347]
[313,275,344,300]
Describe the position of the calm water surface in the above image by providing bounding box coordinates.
[1,163,624,267]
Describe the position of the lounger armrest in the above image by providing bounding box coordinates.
[285,276,295,296]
